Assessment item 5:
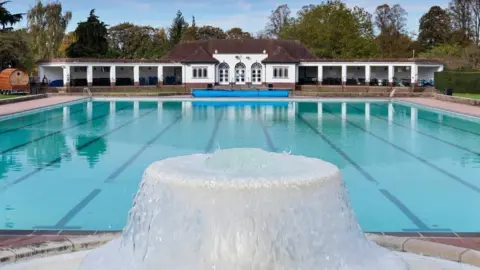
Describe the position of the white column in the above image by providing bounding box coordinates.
[341,102,347,120]
[318,65,323,84]
[134,101,139,118]
[133,65,140,85]
[110,66,116,84]
[87,101,93,120]
[86,65,93,86]
[317,102,323,118]
[295,66,299,83]
[411,107,417,129]
[182,66,186,84]
[437,65,444,72]
[157,65,163,84]
[388,65,394,85]
[411,64,418,85]
[63,106,70,127]
[365,65,371,84]
[341,65,347,84]
[365,103,370,121]
[62,66,70,86]
[38,66,45,83]
[388,103,394,124]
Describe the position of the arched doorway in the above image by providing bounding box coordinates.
[218,62,230,84]
[251,62,262,84]
[235,62,246,84]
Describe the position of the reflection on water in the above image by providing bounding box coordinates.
[76,136,108,168]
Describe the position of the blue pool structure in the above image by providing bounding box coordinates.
[0,98,479,234]
[191,89,290,98]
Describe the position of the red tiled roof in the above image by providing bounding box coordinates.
[162,39,315,63]
[300,58,444,64]
[180,46,218,63]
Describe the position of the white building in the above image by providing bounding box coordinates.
[36,40,443,91]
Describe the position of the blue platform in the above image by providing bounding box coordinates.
[191,89,289,98]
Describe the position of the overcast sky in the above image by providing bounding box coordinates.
[8,0,450,35]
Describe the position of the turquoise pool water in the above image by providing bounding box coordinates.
[0,99,479,233]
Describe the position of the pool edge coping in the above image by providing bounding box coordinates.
[393,99,480,123]
[0,96,91,122]
[1,233,479,267]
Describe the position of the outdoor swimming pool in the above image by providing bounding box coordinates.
[0,99,479,233]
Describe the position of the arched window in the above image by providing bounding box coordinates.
[251,62,262,84]
[218,62,229,84]
[235,62,246,84]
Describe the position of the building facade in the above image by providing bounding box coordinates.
[36,40,444,91]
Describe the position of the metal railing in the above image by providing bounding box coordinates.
[83,87,92,98]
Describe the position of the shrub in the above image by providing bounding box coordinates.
[434,71,480,94]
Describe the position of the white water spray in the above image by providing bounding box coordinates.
[79,148,408,270]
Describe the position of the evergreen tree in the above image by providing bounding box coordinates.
[168,10,187,48]
[66,9,108,57]
[418,6,452,51]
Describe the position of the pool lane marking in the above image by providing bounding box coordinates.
[0,102,104,136]
[297,114,379,185]
[0,103,123,155]
[348,104,480,157]
[105,115,183,183]
[322,107,480,194]
[34,189,102,230]
[257,115,276,152]
[378,189,430,230]
[7,108,158,187]
[374,103,480,138]
[204,108,224,153]
[379,189,451,232]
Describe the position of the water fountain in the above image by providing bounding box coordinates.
[3,149,479,269]
[79,148,408,270]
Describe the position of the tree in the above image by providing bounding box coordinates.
[472,0,480,45]
[181,16,199,43]
[375,4,412,57]
[0,29,33,70]
[449,0,472,32]
[58,31,75,57]
[0,1,23,32]
[108,23,168,58]
[197,25,226,40]
[280,1,379,58]
[27,1,72,60]
[168,10,188,48]
[418,6,452,51]
[66,9,108,58]
[265,4,291,38]
[226,27,252,39]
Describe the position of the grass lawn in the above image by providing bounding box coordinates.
[453,93,480,100]
[0,94,24,99]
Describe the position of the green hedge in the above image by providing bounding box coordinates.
[434,72,480,94]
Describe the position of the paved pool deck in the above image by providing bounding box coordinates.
[0,96,86,117]
[398,98,480,117]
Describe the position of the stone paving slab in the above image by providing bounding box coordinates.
[0,96,86,117]
[397,97,480,117]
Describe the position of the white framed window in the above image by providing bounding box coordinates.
[273,67,289,79]
[235,62,246,83]
[218,62,229,84]
[251,62,262,84]
[193,67,208,79]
